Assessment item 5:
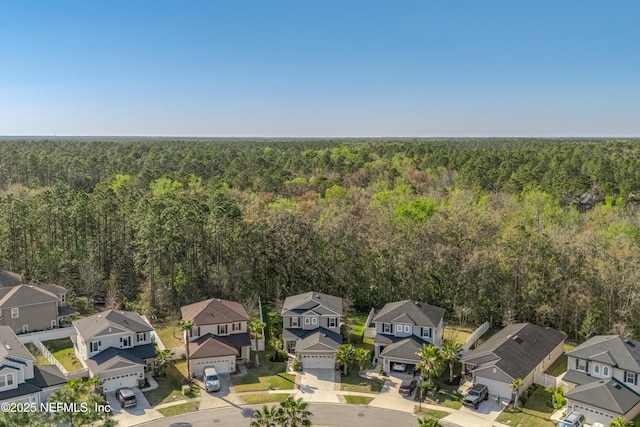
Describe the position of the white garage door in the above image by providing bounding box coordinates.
[475,377,513,402]
[101,372,140,393]
[301,353,334,369]
[192,358,232,377]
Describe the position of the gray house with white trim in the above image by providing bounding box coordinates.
[563,335,640,425]
[373,300,445,374]
[282,292,343,369]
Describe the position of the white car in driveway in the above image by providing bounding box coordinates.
[391,363,406,372]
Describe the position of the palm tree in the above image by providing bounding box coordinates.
[250,404,283,427]
[336,344,355,375]
[609,417,633,427]
[440,339,462,384]
[544,385,560,405]
[249,320,265,367]
[87,376,103,393]
[154,348,175,376]
[415,344,444,383]
[417,418,442,427]
[179,319,194,378]
[510,378,524,410]
[354,348,371,373]
[279,396,313,426]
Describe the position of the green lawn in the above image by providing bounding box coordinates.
[231,355,296,392]
[241,393,291,404]
[340,372,384,393]
[345,313,369,344]
[144,361,200,406]
[25,343,50,365]
[434,383,463,409]
[415,409,450,419]
[545,354,567,376]
[495,386,555,427]
[344,395,374,405]
[155,324,183,348]
[157,402,199,417]
[42,338,83,372]
[444,326,474,345]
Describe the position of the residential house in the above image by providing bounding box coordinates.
[282,292,343,369]
[0,284,77,334]
[181,298,252,377]
[0,270,22,287]
[72,310,156,393]
[562,335,640,425]
[0,325,66,405]
[461,323,566,402]
[373,300,446,374]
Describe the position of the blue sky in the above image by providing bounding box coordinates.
[1,1,639,137]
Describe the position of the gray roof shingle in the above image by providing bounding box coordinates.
[567,335,640,372]
[0,325,36,361]
[379,336,426,362]
[0,270,22,287]
[282,292,342,316]
[373,300,445,328]
[73,310,152,339]
[0,285,59,308]
[85,343,156,374]
[461,323,566,380]
[297,328,343,351]
[565,378,640,415]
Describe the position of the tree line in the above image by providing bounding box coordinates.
[1,138,640,340]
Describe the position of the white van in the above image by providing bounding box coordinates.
[204,367,221,392]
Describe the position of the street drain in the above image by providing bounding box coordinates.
[212,419,220,423]
[358,413,365,417]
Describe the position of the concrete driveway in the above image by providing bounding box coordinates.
[196,373,242,409]
[368,373,418,413]
[295,368,339,403]
[107,387,162,427]
[442,397,504,427]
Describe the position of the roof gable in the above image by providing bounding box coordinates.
[373,300,445,327]
[461,323,566,379]
[73,309,152,339]
[565,378,640,414]
[567,335,640,372]
[282,292,342,317]
[379,336,425,361]
[0,285,59,308]
[181,298,250,325]
[0,270,22,287]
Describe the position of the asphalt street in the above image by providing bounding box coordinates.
[137,403,428,427]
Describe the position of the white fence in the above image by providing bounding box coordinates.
[18,326,75,344]
[251,338,265,351]
[363,307,376,339]
[462,322,491,351]
[534,372,563,388]
[168,346,187,360]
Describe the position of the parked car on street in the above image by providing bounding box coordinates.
[462,383,488,409]
[558,412,585,427]
[398,378,417,396]
[116,387,137,408]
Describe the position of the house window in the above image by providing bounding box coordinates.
[137,332,147,342]
[603,366,610,377]
[218,325,228,335]
[6,374,13,386]
[22,325,28,333]
[233,322,241,331]
[576,359,587,372]
[291,317,299,327]
[11,308,18,319]
[626,372,637,385]
[120,336,131,347]
[422,328,432,338]
[594,364,600,375]
[305,317,311,325]
[61,293,66,303]
[404,325,411,333]
[328,318,337,328]
[90,341,101,352]
[383,323,392,334]
[311,317,318,325]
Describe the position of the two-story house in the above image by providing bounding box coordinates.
[461,323,566,402]
[373,300,446,374]
[562,335,640,425]
[72,310,156,393]
[181,298,251,377]
[282,292,343,370]
[0,326,66,405]
[0,284,77,334]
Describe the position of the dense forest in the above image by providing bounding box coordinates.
[2,138,640,340]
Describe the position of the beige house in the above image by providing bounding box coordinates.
[72,310,156,393]
[0,326,66,405]
[181,298,252,377]
[461,323,566,402]
[0,284,77,334]
[282,292,343,370]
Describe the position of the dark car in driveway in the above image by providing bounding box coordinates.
[398,378,417,396]
[115,387,137,408]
